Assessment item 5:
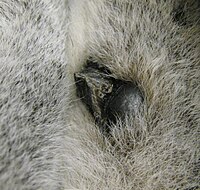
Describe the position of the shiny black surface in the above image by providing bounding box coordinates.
[74,61,144,133]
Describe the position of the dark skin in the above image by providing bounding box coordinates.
[74,61,144,134]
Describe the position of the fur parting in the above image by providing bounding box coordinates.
[66,0,200,189]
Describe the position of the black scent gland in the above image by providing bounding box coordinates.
[104,82,143,125]
[74,61,144,133]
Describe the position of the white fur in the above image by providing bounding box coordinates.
[0,0,199,189]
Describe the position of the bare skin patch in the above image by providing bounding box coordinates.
[74,61,144,134]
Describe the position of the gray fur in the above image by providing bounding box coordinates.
[0,0,200,189]
[0,1,69,189]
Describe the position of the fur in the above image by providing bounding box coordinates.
[0,0,69,189]
[0,0,200,189]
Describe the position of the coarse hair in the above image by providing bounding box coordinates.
[0,0,199,189]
